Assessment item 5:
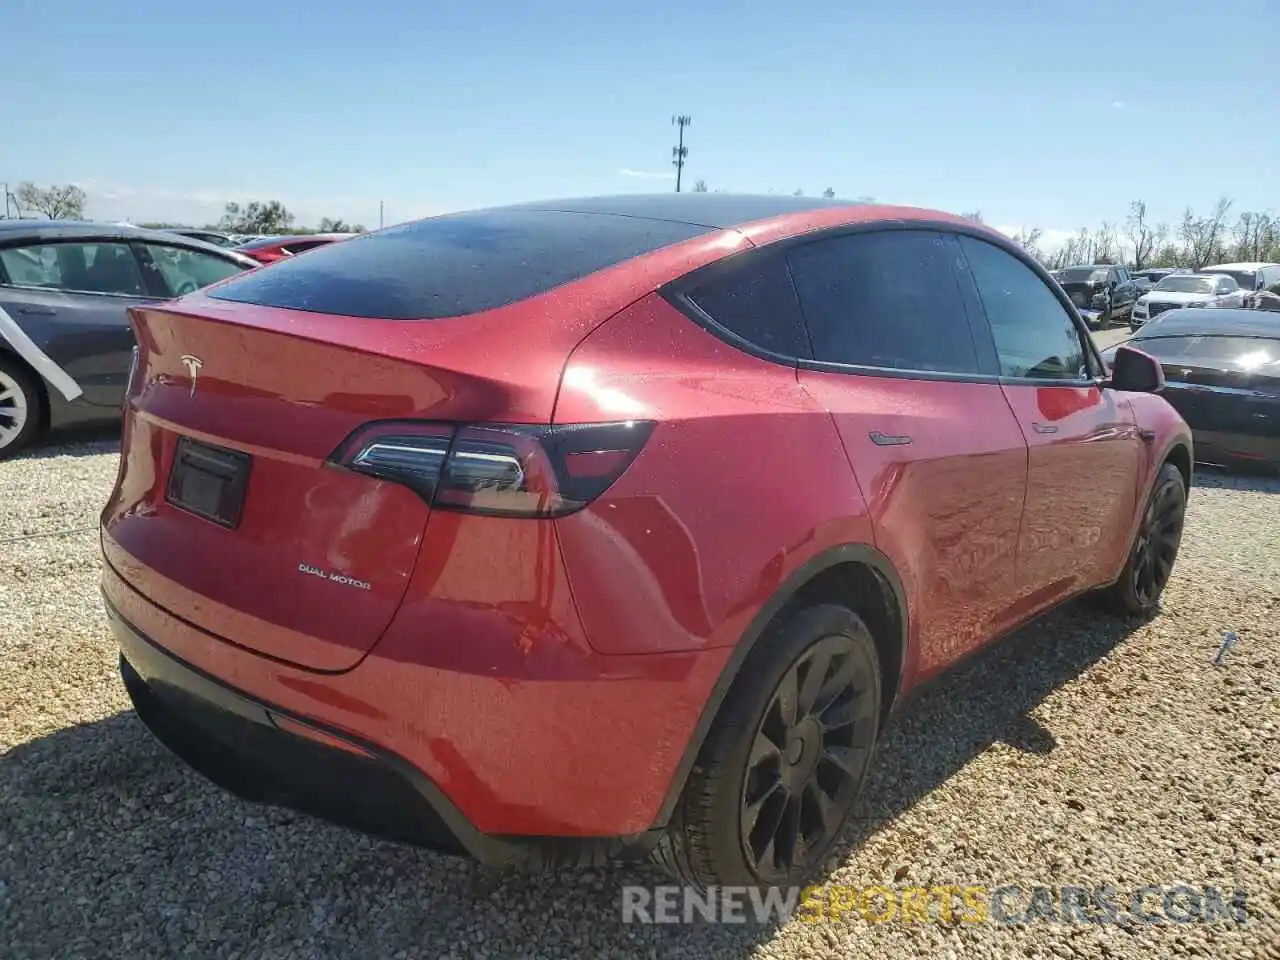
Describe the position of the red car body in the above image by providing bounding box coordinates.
[234,233,353,265]
[102,195,1192,877]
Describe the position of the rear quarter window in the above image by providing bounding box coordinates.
[208,209,713,319]
[679,253,811,359]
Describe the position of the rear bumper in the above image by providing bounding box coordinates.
[108,593,665,869]
[102,545,733,865]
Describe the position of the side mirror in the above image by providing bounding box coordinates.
[1106,345,1164,393]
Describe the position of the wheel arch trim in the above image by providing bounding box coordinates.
[0,303,83,401]
[651,540,909,828]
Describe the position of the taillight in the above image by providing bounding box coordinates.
[329,420,654,518]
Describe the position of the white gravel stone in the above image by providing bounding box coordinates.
[1,438,1278,959]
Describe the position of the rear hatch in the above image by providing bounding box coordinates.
[103,303,504,671]
[102,208,723,671]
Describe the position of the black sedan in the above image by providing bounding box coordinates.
[0,220,258,457]
[1100,308,1280,468]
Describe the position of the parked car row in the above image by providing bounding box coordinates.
[109,225,354,259]
[232,232,356,264]
[0,220,364,456]
[1050,259,1280,334]
[1132,263,1280,329]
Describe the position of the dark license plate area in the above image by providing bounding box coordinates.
[165,437,252,528]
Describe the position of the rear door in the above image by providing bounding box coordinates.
[0,239,155,407]
[789,228,1030,679]
[958,235,1145,609]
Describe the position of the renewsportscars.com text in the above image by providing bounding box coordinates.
[620,884,1250,926]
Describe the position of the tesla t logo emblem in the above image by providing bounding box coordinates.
[180,355,203,397]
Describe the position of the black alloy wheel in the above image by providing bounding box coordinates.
[653,603,883,891]
[1130,472,1185,608]
[739,633,877,884]
[1096,461,1187,616]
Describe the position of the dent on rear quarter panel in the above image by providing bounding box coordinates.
[550,292,877,657]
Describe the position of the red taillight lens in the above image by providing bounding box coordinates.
[330,420,654,518]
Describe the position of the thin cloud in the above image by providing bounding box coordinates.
[69,179,425,228]
[1112,100,1126,109]
[617,168,675,180]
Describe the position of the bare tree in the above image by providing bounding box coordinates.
[1179,198,1233,270]
[1010,226,1044,261]
[16,182,87,219]
[961,210,984,223]
[1091,222,1119,264]
[691,179,708,193]
[1125,201,1165,270]
[1232,211,1274,262]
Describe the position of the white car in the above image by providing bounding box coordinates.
[1129,273,1246,329]
[1200,261,1280,301]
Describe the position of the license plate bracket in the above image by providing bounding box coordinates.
[166,437,252,529]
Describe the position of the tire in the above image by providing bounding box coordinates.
[0,355,43,459]
[1096,462,1187,616]
[652,603,882,891]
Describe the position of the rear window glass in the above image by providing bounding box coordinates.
[1132,335,1279,367]
[209,209,713,319]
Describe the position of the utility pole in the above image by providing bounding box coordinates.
[671,115,691,193]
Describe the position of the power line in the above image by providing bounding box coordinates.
[671,115,691,193]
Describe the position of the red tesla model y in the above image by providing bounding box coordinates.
[101,194,1192,889]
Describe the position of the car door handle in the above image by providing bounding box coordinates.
[869,431,913,446]
[16,306,56,315]
[1031,422,1059,434]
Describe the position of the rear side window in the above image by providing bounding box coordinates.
[141,243,246,295]
[209,210,713,319]
[683,254,810,358]
[786,230,981,374]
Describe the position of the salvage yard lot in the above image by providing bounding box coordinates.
[2,436,1278,960]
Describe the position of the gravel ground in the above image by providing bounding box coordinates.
[2,432,1278,960]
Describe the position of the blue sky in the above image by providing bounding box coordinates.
[2,0,1276,247]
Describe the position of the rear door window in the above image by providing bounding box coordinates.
[785,229,983,374]
[209,209,714,319]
